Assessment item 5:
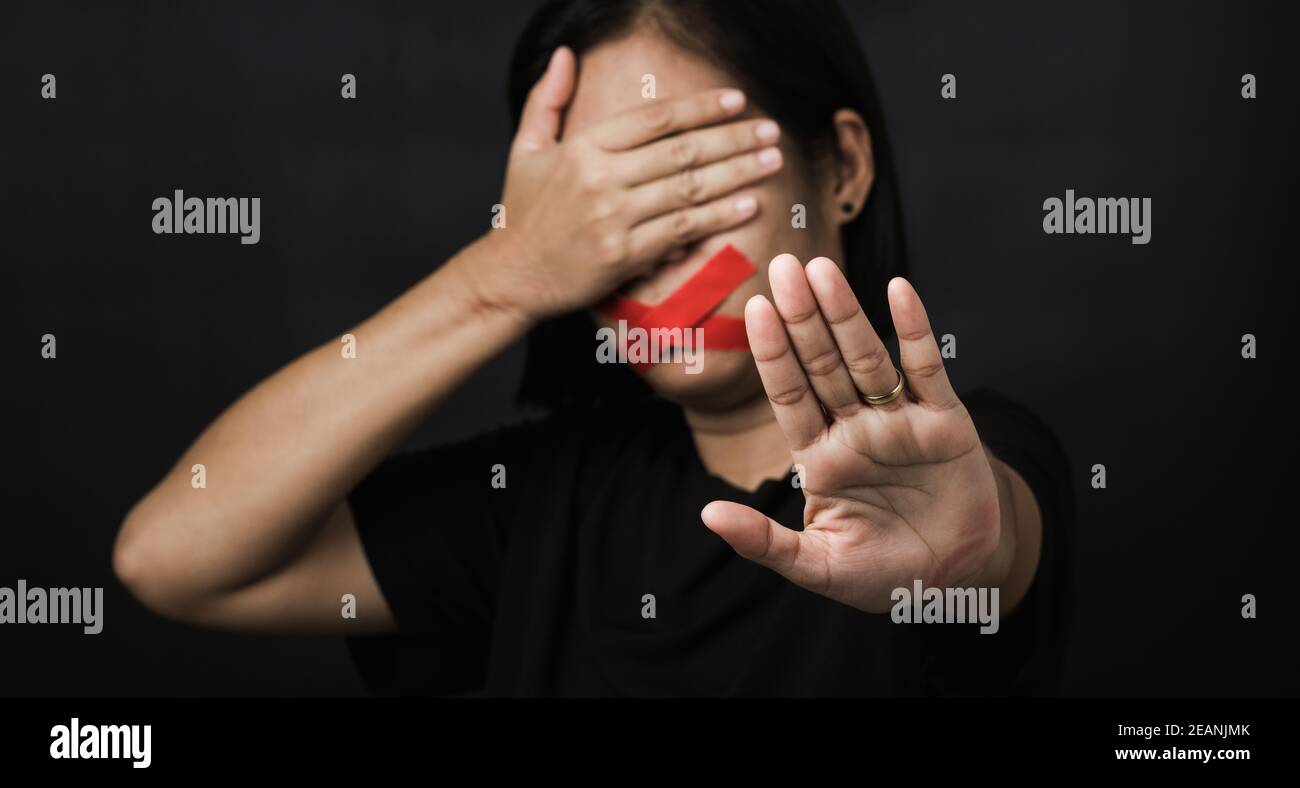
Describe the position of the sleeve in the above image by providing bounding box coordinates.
[901,388,1076,696]
[343,418,547,697]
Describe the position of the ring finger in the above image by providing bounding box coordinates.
[804,257,901,402]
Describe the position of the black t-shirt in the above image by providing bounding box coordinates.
[345,388,1074,697]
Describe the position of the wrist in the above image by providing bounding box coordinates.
[966,447,1043,616]
[450,231,542,330]
[957,450,1018,594]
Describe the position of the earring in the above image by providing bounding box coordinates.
[841,202,855,215]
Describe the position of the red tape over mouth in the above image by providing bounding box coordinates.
[596,244,755,362]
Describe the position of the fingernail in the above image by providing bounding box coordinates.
[719,90,745,111]
[758,147,782,169]
[734,195,757,214]
[755,120,779,143]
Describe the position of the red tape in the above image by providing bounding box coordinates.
[597,244,755,362]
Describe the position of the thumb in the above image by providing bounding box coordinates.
[514,46,576,153]
[701,501,828,592]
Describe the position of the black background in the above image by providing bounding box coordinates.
[2,0,1297,697]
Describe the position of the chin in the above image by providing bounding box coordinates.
[638,349,763,410]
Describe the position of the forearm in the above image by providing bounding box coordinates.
[116,233,534,598]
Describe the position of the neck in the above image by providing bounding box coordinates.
[682,391,795,493]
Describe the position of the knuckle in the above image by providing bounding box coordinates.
[668,137,698,168]
[845,343,890,376]
[670,208,695,240]
[781,301,820,326]
[640,102,673,134]
[905,358,946,379]
[580,167,608,193]
[596,232,627,265]
[675,168,704,202]
[802,347,843,378]
[767,382,810,408]
[589,197,619,221]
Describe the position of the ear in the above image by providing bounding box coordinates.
[824,108,875,225]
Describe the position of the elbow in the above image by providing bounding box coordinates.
[111,512,153,605]
[113,503,200,621]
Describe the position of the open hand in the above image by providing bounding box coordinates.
[485,46,785,321]
[702,255,1002,613]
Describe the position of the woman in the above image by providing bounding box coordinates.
[114,0,1072,696]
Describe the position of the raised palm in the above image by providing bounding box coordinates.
[701,255,1001,614]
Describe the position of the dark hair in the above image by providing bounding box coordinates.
[507,0,908,411]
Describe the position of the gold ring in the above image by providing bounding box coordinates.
[862,367,905,406]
